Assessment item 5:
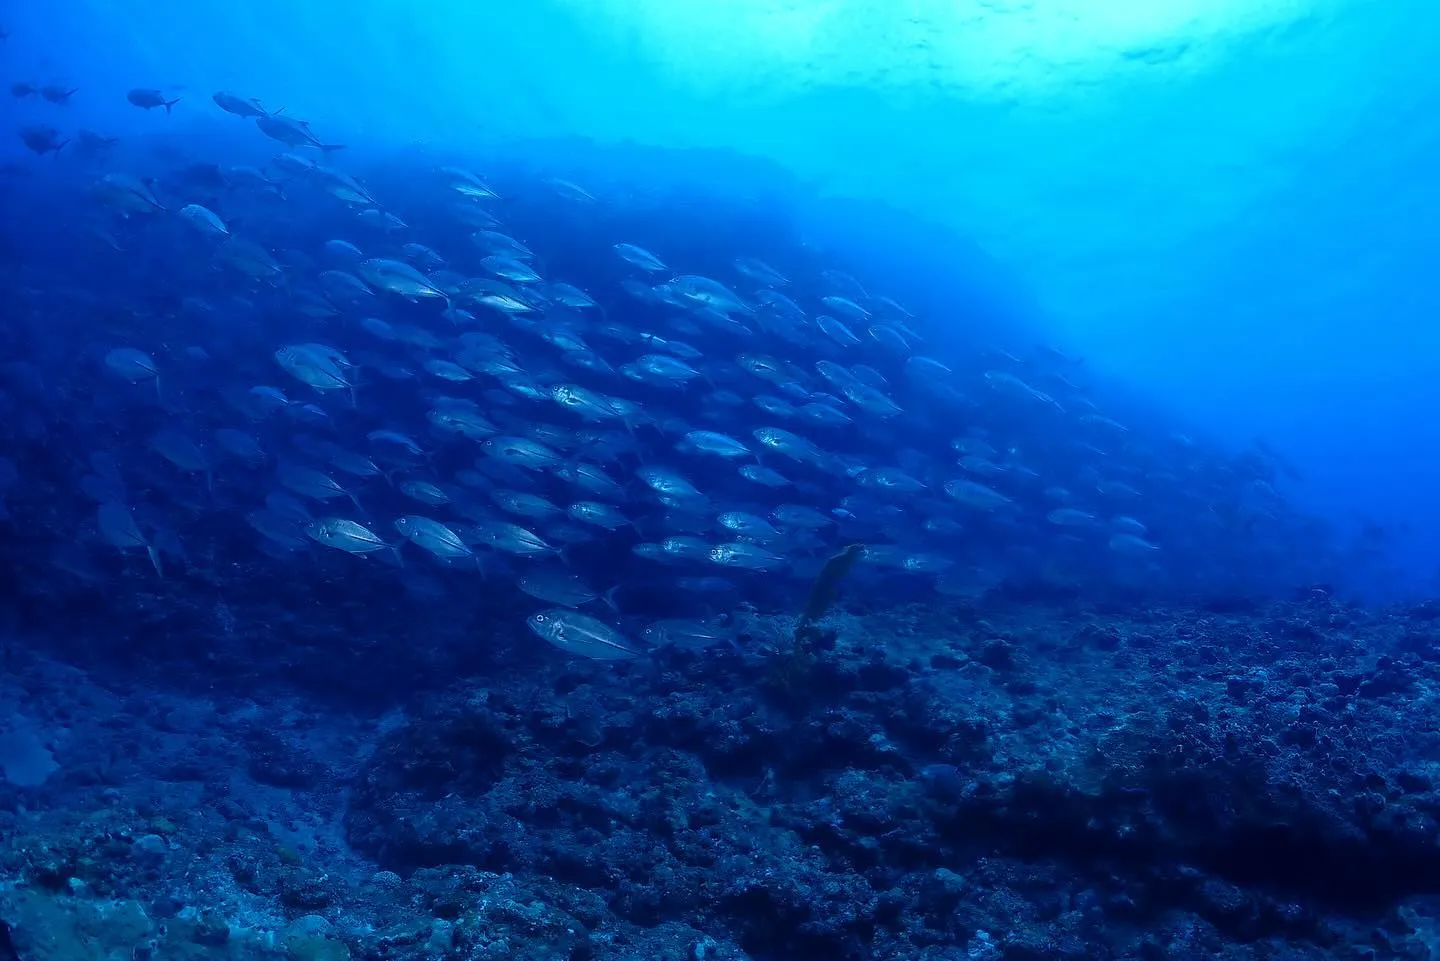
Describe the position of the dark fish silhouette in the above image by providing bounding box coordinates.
[39,85,77,105]
[127,88,182,114]
[18,125,67,156]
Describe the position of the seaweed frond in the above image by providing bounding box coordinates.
[792,542,865,654]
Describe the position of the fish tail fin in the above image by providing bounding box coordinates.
[164,98,180,114]
[557,546,571,568]
[391,546,405,568]
[602,586,620,612]
[320,143,345,153]
[146,545,164,578]
[54,140,69,155]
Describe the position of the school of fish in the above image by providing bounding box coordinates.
[0,78,1334,660]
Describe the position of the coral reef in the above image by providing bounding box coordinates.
[1,593,1439,960]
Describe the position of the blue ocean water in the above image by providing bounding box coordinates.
[1,3,1438,960]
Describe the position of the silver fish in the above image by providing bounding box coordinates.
[527,610,641,660]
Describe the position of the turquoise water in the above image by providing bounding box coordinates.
[5,0,1437,592]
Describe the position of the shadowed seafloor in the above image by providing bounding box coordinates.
[5,593,1440,960]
